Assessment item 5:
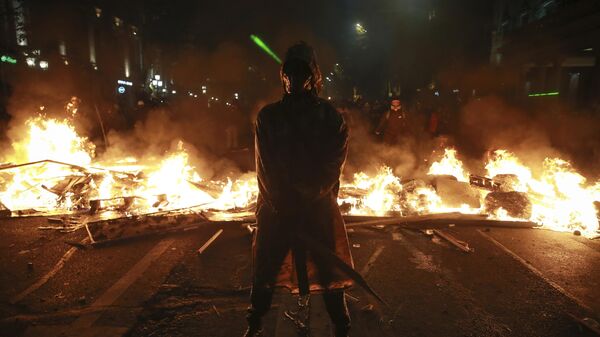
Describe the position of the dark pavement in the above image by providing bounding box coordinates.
[0,216,599,337]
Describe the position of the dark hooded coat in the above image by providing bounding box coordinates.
[253,91,354,293]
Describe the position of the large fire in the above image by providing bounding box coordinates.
[0,115,257,214]
[0,112,598,237]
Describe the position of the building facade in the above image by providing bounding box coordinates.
[0,0,174,119]
[490,0,600,109]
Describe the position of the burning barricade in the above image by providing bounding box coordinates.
[0,111,599,244]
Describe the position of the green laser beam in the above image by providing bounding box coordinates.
[1,55,17,64]
[528,91,559,97]
[250,34,281,64]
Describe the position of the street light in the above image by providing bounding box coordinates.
[355,22,367,35]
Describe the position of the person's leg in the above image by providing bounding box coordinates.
[245,221,289,336]
[322,290,351,337]
[245,286,274,336]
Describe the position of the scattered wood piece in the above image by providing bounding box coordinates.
[212,304,221,317]
[345,293,360,303]
[568,314,600,335]
[345,213,537,229]
[0,201,11,218]
[84,223,96,244]
[432,229,474,253]
[87,212,209,243]
[64,240,88,249]
[469,174,501,191]
[243,223,256,235]
[197,229,224,255]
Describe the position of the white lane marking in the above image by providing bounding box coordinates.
[391,230,440,273]
[11,237,90,304]
[71,238,175,328]
[360,245,385,276]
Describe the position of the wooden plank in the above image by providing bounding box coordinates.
[197,229,224,254]
[568,314,600,335]
[346,213,537,229]
[432,229,474,253]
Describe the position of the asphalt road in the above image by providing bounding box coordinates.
[0,216,599,337]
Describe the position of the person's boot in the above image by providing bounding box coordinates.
[284,294,310,336]
[322,291,350,337]
[242,326,262,337]
[244,306,263,337]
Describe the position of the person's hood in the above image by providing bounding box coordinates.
[280,42,322,96]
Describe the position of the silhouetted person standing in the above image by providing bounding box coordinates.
[245,42,353,337]
[375,98,408,144]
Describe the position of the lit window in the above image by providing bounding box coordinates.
[95,7,102,18]
[39,60,49,69]
[26,57,36,67]
[59,41,67,56]
[114,17,122,27]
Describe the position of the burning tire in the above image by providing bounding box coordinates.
[484,191,532,219]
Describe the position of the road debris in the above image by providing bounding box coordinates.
[568,314,600,335]
[0,201,10,217]
[345,213,537,230]
[197,229,224,255]
[283,295,310,336]
[212,304,221,317]
[432,229,474,253]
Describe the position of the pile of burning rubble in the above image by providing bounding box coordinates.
[0,112,599,243]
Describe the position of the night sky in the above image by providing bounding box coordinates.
[142,0,494,98]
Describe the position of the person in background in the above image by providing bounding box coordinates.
[375,98,407,144]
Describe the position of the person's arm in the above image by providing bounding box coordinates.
[255,108,281,210]
[317,112,348,196]
[293,108,348,200]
